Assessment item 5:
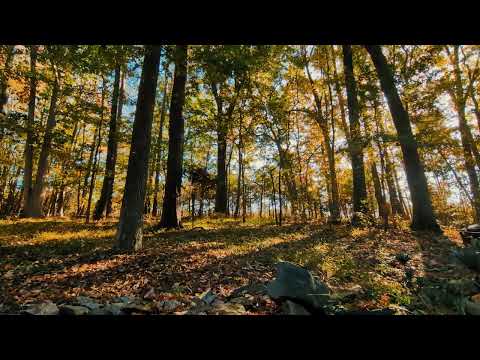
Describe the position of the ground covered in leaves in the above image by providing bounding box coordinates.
[1,217,478,315]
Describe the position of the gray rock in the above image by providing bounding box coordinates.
[59,305,90,316]
[112,296,137,304]
[23,301,59,315]
[198,289,216,305]
[100,303,126,315]
[267,261,330,311]
[75,296,101,310]
[121,303,153,314]
[465,300,480,315]
[185,303,212,315]
[282,300,311,315]
[156,300,182,313]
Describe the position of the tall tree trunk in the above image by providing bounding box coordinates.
[384,150,405,217]
[215,126,228,214]
[371,162,388,227]
[0,45,15,115]
[93,64,122,220]
[270,171,278,224]
[278,168,282,226]
[22,46,37,217]
[342,45,368,218]
[28,72,60,218]
[365,45,440,233]
[116,45,161,251]
[85,82,106,223]
[158,45,188,229]
[152,67,169,217]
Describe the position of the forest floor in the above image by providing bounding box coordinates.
[0,216,478,315]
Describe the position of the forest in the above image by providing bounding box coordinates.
[1,44,480,316]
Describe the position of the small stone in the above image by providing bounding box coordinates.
[465,300,480,315]
[122,303,153,314]
[156,300,182,313]
[198,289,216,305]
[185,303,212,315]
[101,303,126,315]
[59,305,90,316]
[113,296,137,304]
[75,296,101,310]
[24,301,59,315]
[143,288,156,300]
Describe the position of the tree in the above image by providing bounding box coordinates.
[22,46,38,217]
[342,45,368,219]
[93,63,122,220]
[159,45,188,228]
[116,45,161,251]
[365,45,440,233]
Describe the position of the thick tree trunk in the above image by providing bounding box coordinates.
[342,45,368,217]
[365,45,440,233]
[93,64,122,220]
[28,73,60,218]
[22,46,37,217]
[158,45,188,229]
[116,45,161,251]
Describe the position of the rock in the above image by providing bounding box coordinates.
[112,296,137,304]
[122,303,153,314]
[75,296,101,310]
[156,300,182,313]
[266,261,330,312]
[210,303,246,315]
[229,282,267,299]
[465,300,480,315]
[100,303,126,315]
[185,303,212,315]
[59,305,90,316]
[143,288,156,300]
[198,288,216,305]
[23,301,59,315]
[282,300,311,315]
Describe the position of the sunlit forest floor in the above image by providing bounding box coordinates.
[0,216,477,315]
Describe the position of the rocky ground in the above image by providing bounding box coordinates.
[1,217,479,315]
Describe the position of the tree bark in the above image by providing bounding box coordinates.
[342,45,368,217]
[28,69,60,218]
[22,46,37,217]
[93,64,122,220]
[0,45,15,114]
[116,45,161,251]
[365,45,440,232]
[152,67,169,217]
[158,45,188,229]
